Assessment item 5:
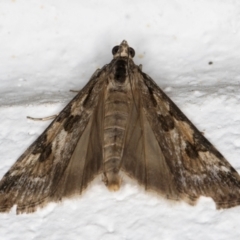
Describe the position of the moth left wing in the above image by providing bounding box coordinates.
[136,70,240,209]
[0,69,105,214]
[121,73,179,200]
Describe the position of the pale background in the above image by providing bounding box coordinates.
[0,0,240,239]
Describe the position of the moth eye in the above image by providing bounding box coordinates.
[129,47,135,58]
[112,46,119,55]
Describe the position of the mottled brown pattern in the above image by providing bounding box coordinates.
[0,40,240,214]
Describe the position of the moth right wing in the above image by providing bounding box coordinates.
[0,69,106,214]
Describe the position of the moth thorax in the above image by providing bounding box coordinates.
[114,59,127,83]
[104,172,121,191]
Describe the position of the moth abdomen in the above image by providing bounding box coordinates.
[103,74,132,190]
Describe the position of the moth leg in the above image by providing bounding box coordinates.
[69,89,80,93]
[26,114,58,121]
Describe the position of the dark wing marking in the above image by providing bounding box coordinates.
[0,69,105,214]
[137,70,240,208]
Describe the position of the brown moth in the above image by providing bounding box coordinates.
[1,40,240,214]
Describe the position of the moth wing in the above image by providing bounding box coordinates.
[133,70,240,208]
[0,70,105,214]
[121,80,179,200]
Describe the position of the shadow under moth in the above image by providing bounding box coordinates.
[1,40,240,214]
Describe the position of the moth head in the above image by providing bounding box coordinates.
[112,40,135,59]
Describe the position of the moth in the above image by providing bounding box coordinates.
[1,40,240,214]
